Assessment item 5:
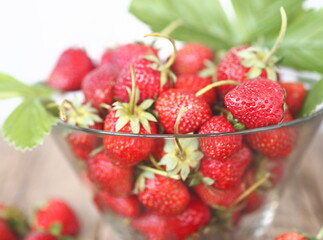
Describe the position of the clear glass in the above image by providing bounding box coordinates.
[52,108,323,240]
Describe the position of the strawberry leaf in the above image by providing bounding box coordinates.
[299,78,323,117]
[130,0,323,73]
[0,74,55,99]
[0,74,33,99]
[268,8,323,73]
[1,98,58,151]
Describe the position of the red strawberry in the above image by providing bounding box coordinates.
[225,78,285,129]
[99,48,116,68]
[194,181,245,208]
[32,199,79,236]
[47,48,94,91]
[171,43,214,76]
[138,174,190,216]
[114,57,169,103]
[114,43,158,70]
[150,139,165,160]
[280,82,306,116]
[95,191,140,218]
[82,65,119,109]
[200,145,251,190]
[198,116,242,160]
[87,151,134,196]
[67,121,103,160]
[168,197,211,240]
[0,219,18,240]
[246,111,296,157]
[155,88,212,134]
[24,233,57,240]
[174,74,217,105]
[104,111,157,167]
[275,233,306,240]
[217,45,279,98]
[104,66,158,167]
[267,157,285,187]
[243,191,266,213]
[132,212,175,240]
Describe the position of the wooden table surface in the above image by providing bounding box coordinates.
[1,124,323,239]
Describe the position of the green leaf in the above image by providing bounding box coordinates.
[130,0,303,49]
[2,98,58,150]
[299,78,323,117]
[0,74,32,99]
[269,8,323,73]
[130,0,323,73]
[0,74,55,99]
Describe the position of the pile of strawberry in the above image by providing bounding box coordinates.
[0,199,79,240]
[46,31,306,240]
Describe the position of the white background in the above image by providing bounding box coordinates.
[0,0,322,125]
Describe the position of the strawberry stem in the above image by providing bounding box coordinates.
[232,173,270,207]
[145,33,177,89]
[174,107,188,159]
[149,154,164,171]
[145,33,177,69]
[59,99,79,121]
[129,65,137,115]
[263,7,287,65]
[138,165,180,180]
[196,80,240,97]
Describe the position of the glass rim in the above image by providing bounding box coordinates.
[55,108,323,138]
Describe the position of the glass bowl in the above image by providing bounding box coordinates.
[52,105,323,240]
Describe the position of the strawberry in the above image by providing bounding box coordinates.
[216,43,282,98]
[243,191,266,213]
[246,111,296,157]
[194,181,245,208]
[67,121,103,160]
[95,191,140,218]
[275,233,306,240]
[200,145,252,190]
[82,65,119,109]
[138,174,190,216]
[87,151,134,196]
[155,89,212,134]
[225,78,285,129]
[32,199,79,236]
[217,46,264,97]
[168,197,211,240]
[198,116,242,160]
[171,43,214,76]
[267,157,285,187]
[0,219,18,240]
[99,48,116,68]
[113,43,158,70]
[104,111,157,166]
[280,82,306,116]
[24,233,57,240]
[104,67,158,166]
[47,48,94,91]
[132,212,175,240]
[114,57,169,103]
[174,74,217,105]
[150,139,165,160]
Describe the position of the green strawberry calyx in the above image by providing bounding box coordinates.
[113,65,157,134]
[59,99,102,128]
[236,7,287,81]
